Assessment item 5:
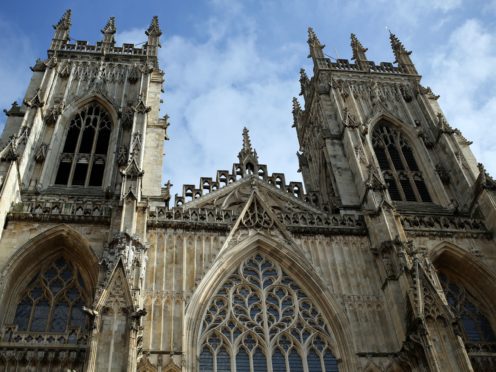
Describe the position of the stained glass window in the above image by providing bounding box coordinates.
[199,254,339,372]
[55,102,111,187]
[438,272,496,371]
[13,257,89,336]
[372,122,431,202]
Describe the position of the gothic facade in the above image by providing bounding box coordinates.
[0,10,495,372]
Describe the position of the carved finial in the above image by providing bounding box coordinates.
[307,27,325,61]
[307,27,321,45]
[292,97,302,128]
[54,9,71,30]
[389,31,417,74]
[299,68,310,95]
[242,127,253,153]
[102,16,116,35]
[101,17,116,47]
[238,127,258,164]
[146,16,162,37]
[51,10,72,50]
[351,33,368,70]
[389,31,409,55]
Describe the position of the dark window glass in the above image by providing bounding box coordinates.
[289,349,303,371]
[55,103,111,187]
[439,272,496,345]
[89,160,105,186]
[79,126,95,153]
[415,179,432,202]
[236,348,250,372]
[200,347,214,372]
[253,348,267,371]
[307,350,321,372]
[323,351,339,372]
[73,163,88,185]
[55,161,71,185]
[95,127,110,154]
[402,146,419,171]
[63,122,81,153]
[272,349,286,372]
[372,122,431,203]
[12,258,89,339]
[13,299,32,331]
[217,348,230,372]
[31,299,50,332]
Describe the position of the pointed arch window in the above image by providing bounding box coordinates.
[55,102,111,187]
[9,257,90,343]
[199,254,339,372]
[438,272,496,371]
[372,122,431,202]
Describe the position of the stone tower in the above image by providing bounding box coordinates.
[0,12,495,372]
[0,11,167,371]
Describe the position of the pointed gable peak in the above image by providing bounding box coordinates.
[54,9,71,30]
[389,31,410,55]
[307,27,323,47]
[146,16,162,37]
[238,127,258,164]
[102,16,116,35]
[351,33,368,56]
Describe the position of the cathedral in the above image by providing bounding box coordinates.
[0,9,495,372]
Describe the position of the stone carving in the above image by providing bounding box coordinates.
[162,180,173,210]
[58,60,71,78]
[241,194,274,230]
[34,143,48,163]
[128,64,140,84]
[117,145,128,166]
[435,164,450,184]
[3,101,25,117]
[133,94,151,114]
[24,89,44,108]
[120,105,134,129]
[0,135,18,161]
[44,102,64,125]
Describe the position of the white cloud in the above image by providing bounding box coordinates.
[160,29,305,195]
[425,19,496,175]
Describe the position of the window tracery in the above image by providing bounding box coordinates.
[11,257,89,337]
[199,254,339,372]
[438,272,496,371]
[55,102,111,187]
[372,122,431,202]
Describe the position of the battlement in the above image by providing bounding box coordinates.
[168,128,310,208]
[48,10,161,62]
[55,40,148,57]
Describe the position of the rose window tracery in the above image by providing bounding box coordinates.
[199,254,339,372]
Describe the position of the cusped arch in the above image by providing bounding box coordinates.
[0,224,98,324]
[43,95,119,189]
[184,233,356,371]
[429,241,496,317]
[61,94,119,125]
[367,114,448,205]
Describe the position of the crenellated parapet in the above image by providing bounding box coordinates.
[172,128,306,207]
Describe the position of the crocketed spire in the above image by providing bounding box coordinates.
[238,127,258,164]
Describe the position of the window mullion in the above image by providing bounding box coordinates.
[68,112,87,186]
[384,145,406,201]
[85,114,101,187]
[397,141,423,202]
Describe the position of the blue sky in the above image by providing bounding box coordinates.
[1,0,496,194]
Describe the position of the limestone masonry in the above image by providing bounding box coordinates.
[0,10,495,372]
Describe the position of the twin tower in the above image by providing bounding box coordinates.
[0,9,495,372]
